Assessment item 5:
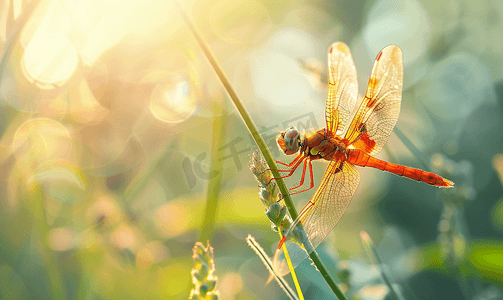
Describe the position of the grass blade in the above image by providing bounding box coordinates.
[246,235,299,300]
[29,184,67,300]
[200,100,225,241]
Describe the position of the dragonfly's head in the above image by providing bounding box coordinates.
[277,127,301,155]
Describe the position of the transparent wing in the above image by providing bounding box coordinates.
[325,42,358,136]
[273,161,360,276]
[345,45,403,156]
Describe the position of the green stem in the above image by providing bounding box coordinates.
[308,252,346,299]
[246,235,299,300]
[30,185,67,300]
[174,0,297,219]
[199,101,225,242]
[175,2,346,299]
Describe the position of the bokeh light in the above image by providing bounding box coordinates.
[136,241,170,269]
[415,53,496,124]
[110,223,137,250]
[48,227,75,251]
[22,32,78,89]
[149,75,198,124]
[86,195,122,228]
[12,118,73,175]
[154,202,191,238]
[358,284,389,300]
[219,272,243,299]
[363,0,431,67]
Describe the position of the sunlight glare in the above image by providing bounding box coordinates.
[21,0,175,67]
[22,32,78,88]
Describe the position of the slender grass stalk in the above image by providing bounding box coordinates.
[29,184,67,300]
[200,101,225,242]
[174,2,346,299]
[172,1,297,215]
[246,235,299,300]
[279,232,305,300]
[360,231,404,300]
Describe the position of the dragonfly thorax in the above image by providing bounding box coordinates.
[277,127,306,155]
[303,129,349,161]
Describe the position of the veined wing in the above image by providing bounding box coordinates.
[273,161,360,276]
[325,42,358,136]
[345,45,403,156]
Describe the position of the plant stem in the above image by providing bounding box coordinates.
[174,0,297,219]
[199,101,225,242]
[175,2,346,299]
[30,185,67,300]
[246,235,299,300]
[282,236,305,299]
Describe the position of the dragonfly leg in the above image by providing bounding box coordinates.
[270,153,304,170]
[265,155,305,186]
[288,159,315,196]
[288,159,308,191]
[275,160,291,167]
[258,155,304,188]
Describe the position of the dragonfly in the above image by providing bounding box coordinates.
[272,42,454,276]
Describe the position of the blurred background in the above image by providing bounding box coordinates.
[0,0,502,299]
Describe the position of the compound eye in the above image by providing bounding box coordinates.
[283,127,300,154]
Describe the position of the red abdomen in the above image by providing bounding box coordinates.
[347,149,454,188]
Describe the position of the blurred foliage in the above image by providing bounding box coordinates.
[0,0,502,299]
